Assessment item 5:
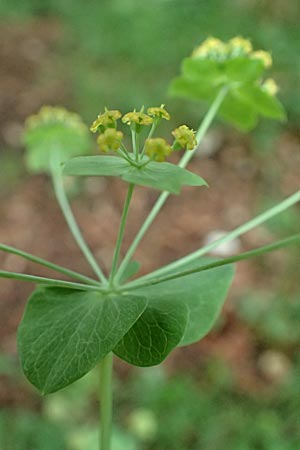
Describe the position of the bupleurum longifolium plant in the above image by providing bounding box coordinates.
[1,37,299,450]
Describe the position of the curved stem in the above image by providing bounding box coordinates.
[99,353,113,450]
[0,270,105,292]
[114,86,228,284]
[50,156,107,284]
[134,190,300,283]
[0,243,100,286]
[125,233,300,290]
[109,184,134,286]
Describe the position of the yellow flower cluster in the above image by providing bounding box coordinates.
[25,106,87,134]
[145,138,172,162]
[90,109,121,133]
[192,36,272,68]
[90,107,195,162]
[122,111,153,126]
[172,125,197,150]
[262,78,279,96]
[97,129,124,153]
[147,105,170,121]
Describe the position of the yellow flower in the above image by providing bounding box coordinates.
[122,111,153,127]
[97,128,123,153]
[192,37,227,59]
[25,106,86,133]
[145,138,172,162]
[228,37,253,55]
[172,125,197,150]
[262,78,279,96]
[90,109,121,133]
[147,105,170,121]
[251,50,272,68]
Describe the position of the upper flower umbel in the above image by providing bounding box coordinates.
[90,106,197,164]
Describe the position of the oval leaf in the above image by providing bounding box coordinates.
[114,298,188,367]
[64,156,207,194]
[17,287,147,394]
[135,259,234,348]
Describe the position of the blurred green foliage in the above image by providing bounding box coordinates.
[1,357,299,450]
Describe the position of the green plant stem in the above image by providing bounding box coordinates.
[99,353,113,450]
[140,119,159,157]
[0,270,105,292]
[0,243,100,286]
[135,190,300,283]
[50,157,107,284]
[131,129,139,162]
[114,86,228,284]
[125,233,300,290]
[109,184,134,286]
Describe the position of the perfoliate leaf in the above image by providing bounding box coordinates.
[64,156,207,194]
[169,52,286,131]
[114,298,188,367]
[219,91,258,131]
[236,84,286,120]
[114,259,234,366]
[17,288,147,393]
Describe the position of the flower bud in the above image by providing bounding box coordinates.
[145,138,172,162]
[172,125,197,150]
[97,128,123,153]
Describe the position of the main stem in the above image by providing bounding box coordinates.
[114,86,228,284]
[109,183,134,286]
[99,353,113,450]
[51,157,107,284]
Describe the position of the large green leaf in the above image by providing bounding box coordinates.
[17,288,147,393]
[224,57,265,83]
[168,77,218,101]
[114,298,188,367]
[219,90,258,131]
[182,56,265,85]
[182,58,225,84]
[64,156,207,194]
[114,259,234,366]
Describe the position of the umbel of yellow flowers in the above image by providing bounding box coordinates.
[90,105,197,162]
[192,36,273,68]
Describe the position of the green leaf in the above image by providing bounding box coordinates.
[236,84,286,120]
[114,298,188,367]
[119,260,141,283]
[17,287,147,393]
[169,76,217,101]
[114,259,234,366]
[143,259,234,347]
[63,155,129,177]
[64,156,208,194]
[122,161,207,194]
[182,58,224,83]
[225,57,265,83]
[219,90,258,131]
